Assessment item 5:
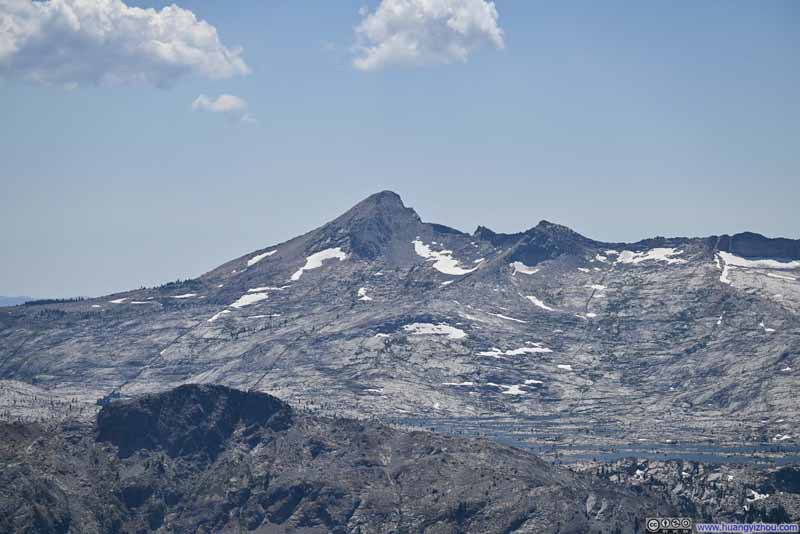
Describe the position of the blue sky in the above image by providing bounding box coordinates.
[1,0,798,298]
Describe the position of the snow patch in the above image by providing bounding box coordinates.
[525,295,555,311]
[487,312,528,324]
[557,364,573,371]
[478,345,552,357]
[248,286,287,293]
[617,248,687,265]
[403,322,467,340]
[485,383,526,395]
[230,292,269,308]
[208,310,231,323]
[357,287,373,301]
[290,247,347,281]
[524,379,544,385]
[587,284,606,291]
[413,240,477,276]
[577,268,591,273]
[171,293,198,299]
[109,298,128,304]
[766,272,797,281]
[247,250,276,267]
[510,261,539,275]
[719,251,800,270]
[443,381,474,386]
[746,489,769,502]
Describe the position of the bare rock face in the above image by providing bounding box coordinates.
[0,190,798,469]
[96,384,292,459]
[0,385,673,533]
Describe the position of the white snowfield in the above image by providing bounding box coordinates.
[616,248,687,265]
[248,286,287,293]
[716,251,800,286]
[358,287,373,301]
[443,381,475,386]
[487,312,528,324]
[766,272,797,281]
[524,379,544,385]
[525,295,555,311]
[171,293,198,299]
[247,250,276,267]
[718,251,800,270]
[586,284,606,291]
[486,382,526,395]
[290,247,347,281]
[230,292,269,308]
[403,322,467,340]
[478,345,552,357]
[557,364,573,371]
[109,298,128,304]
[412,240,477,276]
[208,309,231,322]
[510,261,539,275]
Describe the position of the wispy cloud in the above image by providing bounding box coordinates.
[353,0,504,71]
[192,94,255,124]
[0,0,250,88]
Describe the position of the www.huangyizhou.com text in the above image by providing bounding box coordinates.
[695,523,799,533]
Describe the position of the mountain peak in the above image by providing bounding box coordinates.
[324,191,422,259]
[358,189,404,206]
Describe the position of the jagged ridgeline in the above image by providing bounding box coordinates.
[0,191,798,449]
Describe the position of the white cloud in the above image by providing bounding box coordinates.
[0,0,250,88]
[192,94,255,123]
[192,94,247,113]
[353,0,504,71]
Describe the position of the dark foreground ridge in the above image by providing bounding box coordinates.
[1,384,671,533]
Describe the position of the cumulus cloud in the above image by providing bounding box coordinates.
[192,94,255,123]
[0,0,250,88]
[353,0,504,71]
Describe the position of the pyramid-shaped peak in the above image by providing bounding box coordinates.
[351,190,406,210]
[337,191,419,223]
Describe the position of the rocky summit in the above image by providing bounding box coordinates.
[0,384,673,533]
[1,191,799,531]
[0,191,798,454]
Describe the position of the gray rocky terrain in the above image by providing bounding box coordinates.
[0,384,675,533]
[572,458,800,524]
[1,191,797,454]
